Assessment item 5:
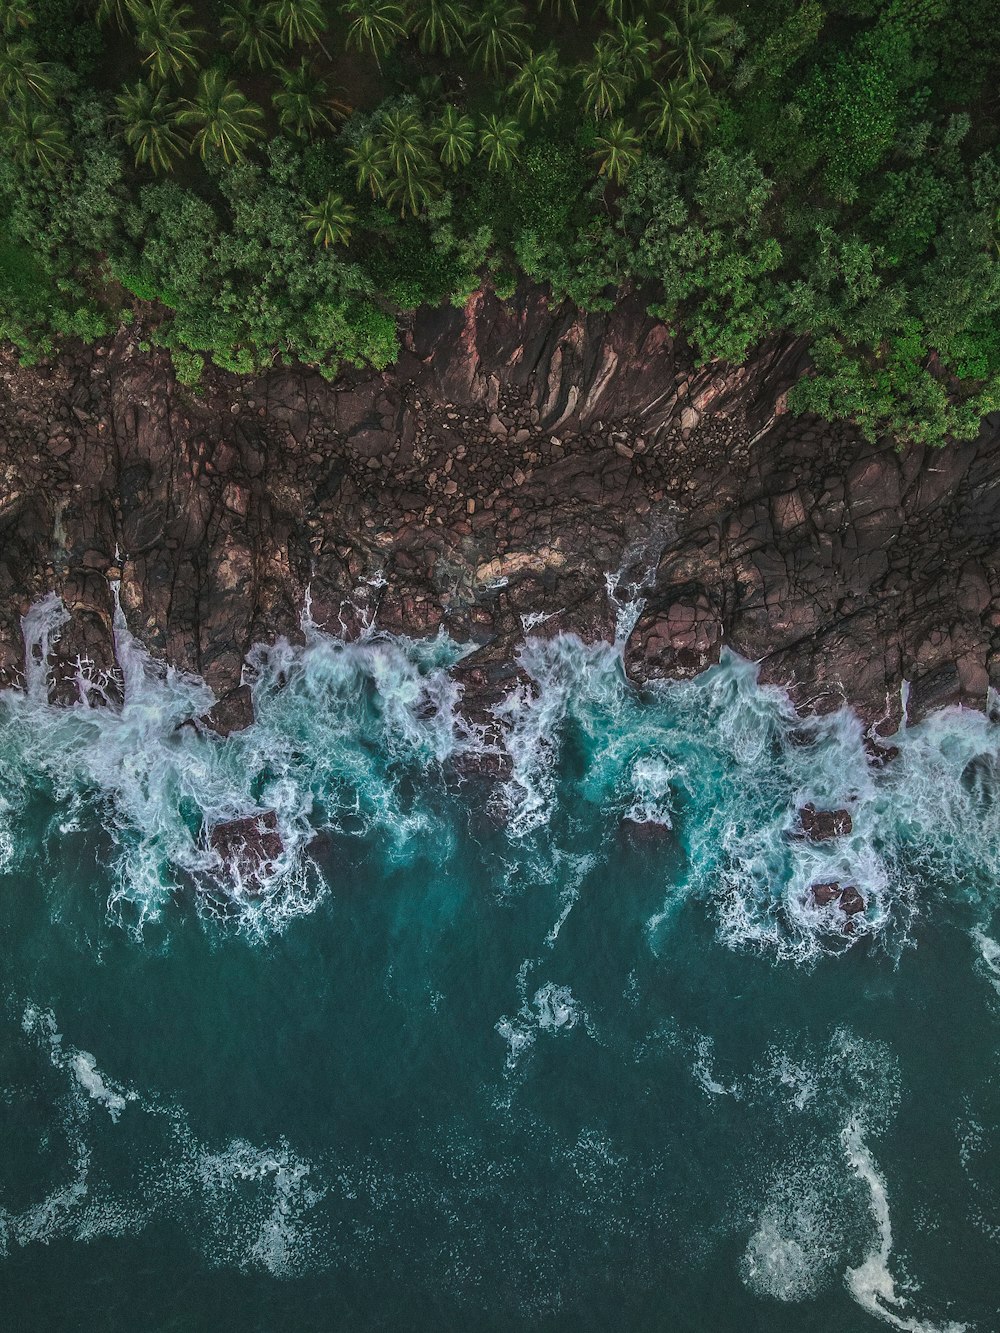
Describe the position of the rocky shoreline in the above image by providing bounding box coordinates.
[2,284,999,739]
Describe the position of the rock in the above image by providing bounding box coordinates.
[809,881,841,907]
[863,736,900,768]
[209,810,282,878]
[620,816,672,844]
[839,885,866,915]
[203,683,255,737]
[798,804,853,840]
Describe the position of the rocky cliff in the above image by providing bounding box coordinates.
[2,284,998,736]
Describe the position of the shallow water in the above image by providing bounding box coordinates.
[0,600,998,1330]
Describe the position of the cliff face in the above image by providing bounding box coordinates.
[1,284,998,733]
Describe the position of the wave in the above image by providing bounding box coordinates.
[1,594,999,957]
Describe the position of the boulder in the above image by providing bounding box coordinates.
[203,683,255,737]
[798,803,853,841]
[809,881,841,907]
[209,810,283,879]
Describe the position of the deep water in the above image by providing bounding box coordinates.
[1,599,998,1331]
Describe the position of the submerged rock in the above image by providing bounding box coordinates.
[798,804,853,841]
[620,816,672,844]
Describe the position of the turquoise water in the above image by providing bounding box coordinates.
[1,598,999,1330]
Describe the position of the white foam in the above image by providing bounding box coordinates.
[843,1120,968,1333]
[10,1000,328,1277]
[971,929,1000,996]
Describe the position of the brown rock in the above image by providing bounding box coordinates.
[798,804,853,840]
[810,881,841,907]
[203,683,255,737]
[839,885,866,915]
[209,810,282,878]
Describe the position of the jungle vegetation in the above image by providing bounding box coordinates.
[1,0,999,445]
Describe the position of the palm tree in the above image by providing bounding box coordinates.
[269,0,329,50]
[345,133,388,198]
[0,41,56,105]
[116,79,186,172]
[430,103,475,170]
[273,59,339,137]
[378,107,440,215]
[577,39,630,119]
[660,0,737,83]
[221,0,283,69]
[478,112,522,171]
[612,17,655,82]
[511,47,563,123]
[95,0,132,28]
[468,0,529,78]
[535,0,577,20]
[641,75,716,149]
[303,190,355,246]
[408,0,470,56]
[593,116,640,182]
[340,0,407,67]
[180,68,264,163]
[132,0,204,84]
[0,0,33,36]
[599,0,651,18]
[2,102,70,172]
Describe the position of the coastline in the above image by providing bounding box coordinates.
[2,285,998,736]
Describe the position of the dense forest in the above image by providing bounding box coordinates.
[1,0,999,445]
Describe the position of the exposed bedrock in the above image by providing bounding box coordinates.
[1,283,999,733]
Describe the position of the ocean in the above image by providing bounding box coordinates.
[0,594,997,1331]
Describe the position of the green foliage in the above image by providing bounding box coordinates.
[0,0,996,448]
[131,0,204,86]
[180,70,265,164]
[116,80,185,174]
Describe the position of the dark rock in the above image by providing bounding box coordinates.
[839,885,866,915]
[798,804,853,841]
[620,816,672,844]
[209,810,283,878]
[203,683,255,737]
[863,736,900,767]
[1,282,999,743]
[810,881,842,907]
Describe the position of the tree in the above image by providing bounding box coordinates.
[511,47,564,123]
[0,0,32,36]
[535,0,577,18]
[479,112,522,171]
[340,0,407,67]
[116,79,186,172]
[431,104,475,170]
[95,0,132,28]
[660,0,737,84]
[132,0,204,84]
[378,107,441,215]
[594,116,640,182]
[408,0,470,56]
[641,76,716,149]
[0,40,56,105]
[303,191,355,246]
[273,60,340,138]
[1,101,70,172]
[345,133,388,198]
[468,0,529,77]
[180,69,264,163]
[612,17,655,82]
[221,0,283,69]
[268,0,329,50]
[577,39,630,119]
